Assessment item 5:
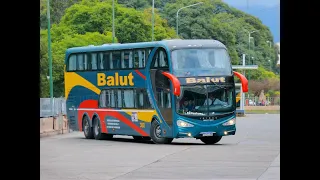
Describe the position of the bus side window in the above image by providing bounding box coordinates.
[122,50,133,69]
[102,52,111,70]
[85,53,91,70]
[91,53,98,70]
[159,50,168,68]
[117,89,122,108]
[98,52,104,70]
[110,90,115,107]
[123,89,134,108]
[68,55,76,71]
[111,51,121,69]
[99,90,110,107]
[134,49,145,68]
[77,54,84,71]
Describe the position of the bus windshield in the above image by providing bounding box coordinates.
[171,48,232,77]
[176,85,235,116]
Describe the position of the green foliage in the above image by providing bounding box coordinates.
[39,0,279,97]
[248,67,279,81]
[59,0,176,43]
[40,30,114,97]
[161,0,277,74]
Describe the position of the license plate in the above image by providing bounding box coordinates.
[201,132,214,136]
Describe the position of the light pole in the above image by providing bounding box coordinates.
[47,0,53,116]
[112,0,115,43]
[176,2,203,37]
[248,30,258,64]
[152,0,154,41]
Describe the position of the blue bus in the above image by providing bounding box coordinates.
[64,39,248,144]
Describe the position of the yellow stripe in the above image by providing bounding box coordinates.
[64,72,101,99]
[125,110,158,123]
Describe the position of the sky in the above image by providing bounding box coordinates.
[222,0,280,43]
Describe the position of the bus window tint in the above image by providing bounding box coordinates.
[172,48,232,77]
[102,52,111,70]
[111,51,121,69]
[159,50,168,67]
[134,49,145,68]
[123,90,134,108]
[122,50,133,69]
[98,52,104,70]
[77,54,84,70]
[68,55,76,71]
[91,53,98,70]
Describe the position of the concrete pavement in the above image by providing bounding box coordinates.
[40,114,280,180]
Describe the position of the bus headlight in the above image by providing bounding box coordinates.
[222,118,236,126]
[177,120,194,127]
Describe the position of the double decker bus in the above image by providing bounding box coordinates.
[64,39,248,144]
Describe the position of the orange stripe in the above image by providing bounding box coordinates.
[135,70,146,80]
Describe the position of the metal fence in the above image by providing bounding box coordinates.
[244,97,280,106]
[40,98,66,118]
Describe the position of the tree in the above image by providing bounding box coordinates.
[59,0,176,43]
[40,30,114,97]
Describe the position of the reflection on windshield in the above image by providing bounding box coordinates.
[171,48,232,77]
[176,85,235,116]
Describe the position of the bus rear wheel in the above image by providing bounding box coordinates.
[200,136,222,145]
[150,120,173,144]
[93,117,113,140]
[83,116,94,139]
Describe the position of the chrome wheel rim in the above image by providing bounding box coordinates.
[155,125,161,138]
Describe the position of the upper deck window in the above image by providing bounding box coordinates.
[171,48,232,77]
[66,47,154,72]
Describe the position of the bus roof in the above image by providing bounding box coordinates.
[64,39,226,63]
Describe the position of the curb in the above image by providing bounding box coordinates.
[40,130,69,138]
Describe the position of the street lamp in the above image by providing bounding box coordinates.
[112,0,115,43]
[152,0,154,41]
[248,30,258,65]
[176,2,204,36]
[47,0,54,116]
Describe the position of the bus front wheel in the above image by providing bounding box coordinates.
[200,136,222,145]
[150,120,173,144]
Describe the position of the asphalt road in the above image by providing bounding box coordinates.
[40,114,280,180]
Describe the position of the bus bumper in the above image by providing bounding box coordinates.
[174,117,236,138]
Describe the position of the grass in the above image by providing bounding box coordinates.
[245,110,280,114]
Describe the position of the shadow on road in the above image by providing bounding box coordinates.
[73,136,229,146]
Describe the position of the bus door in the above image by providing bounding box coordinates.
[149,48,173,137]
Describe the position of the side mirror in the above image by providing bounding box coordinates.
[233,71,248,93]
[161,71,181,96]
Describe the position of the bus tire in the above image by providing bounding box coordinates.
[200,136,222,145]
[92,116,114,140]
[83,115,94,139]
[150,120,173,144]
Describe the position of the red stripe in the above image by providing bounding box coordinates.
[108,111,149,136]
[135,70,146,80]
[77,100,148,136]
